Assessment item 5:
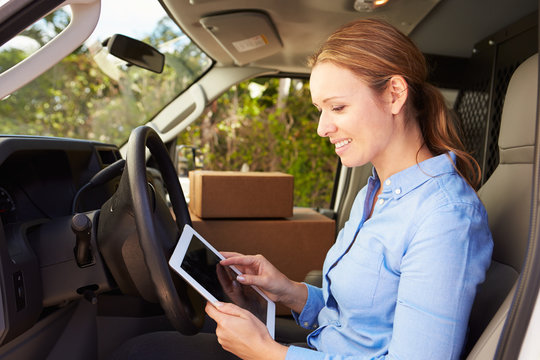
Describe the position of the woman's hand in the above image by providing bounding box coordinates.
[220,252,308,313]
[205,302,288,360]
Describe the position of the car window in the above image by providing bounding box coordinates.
[0,1,212,145]
[177,77,338,209]
[0,8,70,71]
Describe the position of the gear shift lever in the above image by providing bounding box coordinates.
[71,213,94,267]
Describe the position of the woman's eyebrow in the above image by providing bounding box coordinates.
[318,95,347,105]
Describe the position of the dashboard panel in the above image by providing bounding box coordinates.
[0,135,121,344]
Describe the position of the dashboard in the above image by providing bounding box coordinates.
[0,135,121,344]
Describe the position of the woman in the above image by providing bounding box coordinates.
[205,18,493,360]
[111,18,493,360]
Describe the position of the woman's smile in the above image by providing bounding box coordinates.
[334,138,352,150]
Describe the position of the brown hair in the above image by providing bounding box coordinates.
[309,19,480,188]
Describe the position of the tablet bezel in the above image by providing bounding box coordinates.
[169,224,275,338]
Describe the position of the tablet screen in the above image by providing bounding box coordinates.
[180,234,268,324]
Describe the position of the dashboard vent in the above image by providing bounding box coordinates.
[97,148,121,166]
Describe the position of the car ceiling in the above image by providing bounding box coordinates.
[162,0,538,73]
[0,0,537,86]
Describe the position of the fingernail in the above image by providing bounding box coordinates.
[237,275,245,282]
[214,301,224,307]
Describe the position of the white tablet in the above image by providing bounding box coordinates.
[169,224,275,338]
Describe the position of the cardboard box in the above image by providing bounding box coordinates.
[189,170,294,219]
[190,207,335,315]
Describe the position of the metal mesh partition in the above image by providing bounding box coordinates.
[453,16,537,187]
[455,86,489,173]
[484,63,521,179]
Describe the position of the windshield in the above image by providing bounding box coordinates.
[0,0,212,145]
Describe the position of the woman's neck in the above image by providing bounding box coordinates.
[372,120,433,185]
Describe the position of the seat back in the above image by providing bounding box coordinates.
[466,53,538,358]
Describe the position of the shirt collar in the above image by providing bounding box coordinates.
[371,152,457,200]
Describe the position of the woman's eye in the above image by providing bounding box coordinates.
[331,105,345,112]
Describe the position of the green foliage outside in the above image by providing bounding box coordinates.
[0,14,210,144]
[178,78,338,209]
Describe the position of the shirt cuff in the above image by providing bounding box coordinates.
[286,345,325,360]
[291,283,324,329]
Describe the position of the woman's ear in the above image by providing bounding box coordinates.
[388,76,408,115]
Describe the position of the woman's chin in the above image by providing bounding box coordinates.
[339,156,369,169]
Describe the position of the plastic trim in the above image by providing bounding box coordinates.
[0,0,100,99]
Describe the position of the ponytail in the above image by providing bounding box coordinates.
[414,83,481,188]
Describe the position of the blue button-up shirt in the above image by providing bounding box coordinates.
[286,153,493,360]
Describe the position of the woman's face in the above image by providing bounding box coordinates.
[310,62,397,168]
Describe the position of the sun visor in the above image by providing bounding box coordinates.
[200,12,282,66]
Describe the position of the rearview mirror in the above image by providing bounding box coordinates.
[105,34,165,73]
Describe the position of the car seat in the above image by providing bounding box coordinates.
[466,53,538,359]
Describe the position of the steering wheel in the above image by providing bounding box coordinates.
[125,125,204,334]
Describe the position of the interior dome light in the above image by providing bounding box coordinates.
[353,0,390,12]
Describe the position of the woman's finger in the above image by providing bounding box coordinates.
[205,301,220,321]
[220,251,243,259]
[214,302,248,317]
[207,301,250,320]
[220,254,259,267]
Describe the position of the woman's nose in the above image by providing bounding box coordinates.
[317,111,337,137]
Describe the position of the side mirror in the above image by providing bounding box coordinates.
[104,34,165,73]
[177,145,204,177]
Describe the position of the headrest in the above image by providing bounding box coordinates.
[499,54,538,164]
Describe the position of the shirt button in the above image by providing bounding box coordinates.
[385,179,391,186]
[378,198,384,205]
[395,188,401,195]
[303,322,309,327]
